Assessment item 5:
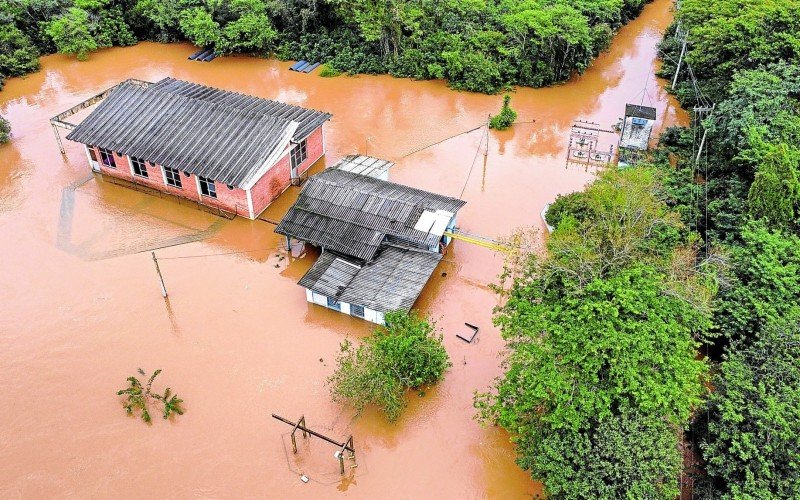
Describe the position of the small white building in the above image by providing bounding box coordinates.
[275,156,465,324]
[618,104,657,167]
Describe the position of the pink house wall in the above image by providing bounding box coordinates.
[250,126,325,217]
[86,124,325,219]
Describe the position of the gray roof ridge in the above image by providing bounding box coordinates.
[318,169,466,208]
[150,77,332,121]
[312,175,463,212]
[379,241,442,256]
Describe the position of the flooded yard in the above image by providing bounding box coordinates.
[0,0,685,496]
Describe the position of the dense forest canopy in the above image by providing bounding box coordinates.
[478,0,800,497]
[0,0,650,93]
[478,168,713,498]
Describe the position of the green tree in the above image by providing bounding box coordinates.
[744,132,800,231]
[479,265,708,498]
[178,7,220,48]
[702,313,800,498]
[45,7,98,60]
[676,0,800,100]
[0,114,10,144]
[218,12,276,54]
[537,411,682,499]
[479,167,711,497]
[715,223,800,342]
[328,311,450,421]
[0,25,40,87]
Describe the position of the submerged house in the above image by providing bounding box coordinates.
[64,78,331,219]
[618,104,657,167]
[275,155,466,324]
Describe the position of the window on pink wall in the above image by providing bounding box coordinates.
[99,148,116,168]
[131,157,148,178]
[290,139,308,169]
[164,166,182,188]
[198,176,217,198]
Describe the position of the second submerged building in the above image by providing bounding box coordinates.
[276,155,465,324]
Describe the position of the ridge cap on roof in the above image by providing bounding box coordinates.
[149,77,333,119]
[312,168,466,206]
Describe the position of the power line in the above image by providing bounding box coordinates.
[157,247,275,260]
[458,124,487,199]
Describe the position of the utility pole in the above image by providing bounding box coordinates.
[672,32,688,89]
[694,104,715,164]
[151,251,168,298]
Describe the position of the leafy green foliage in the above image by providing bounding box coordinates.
[536,411,683,499]
[544,191,591,230]
[178,8,219,49]
[674,0,800,101]
[479,168,711,497]
[0,25,40,87]
[745,131,800,231]
[327,311,450,421]
[0,114,10,144]
[318,64,341,77]
[715,223,800,343]
[117,368,184,424]
[489,94,517,130]
[1,0,648,91]
[45,7,97,60]
[702,313,800,498]
[655,6,800,497]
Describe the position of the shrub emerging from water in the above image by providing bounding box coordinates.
[319,64,342,78]
[117,369,184,424]
[0,115,10,144]
[489,95,518,130]
[327,311,450,421]
[545,191,592,229]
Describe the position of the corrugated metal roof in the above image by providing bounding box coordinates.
[66,78,331,187]
[298,245,442,312]
[331,154,393,179]
[625,104,657,121]
[275,167,465,261]
[148,78,331,141]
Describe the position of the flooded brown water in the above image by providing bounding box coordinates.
[0,0,685,497]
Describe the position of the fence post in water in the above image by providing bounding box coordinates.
[151,252,168,298]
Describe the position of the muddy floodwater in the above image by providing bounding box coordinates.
[0,0,685,497]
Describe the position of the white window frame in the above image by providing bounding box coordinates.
[326,296,341,311]
[162,165,182,188]
[197,176,217,198]
[85,145,100,171]
[350,304,365,318]
[290,139,308,170]
[98,147,116,168]
[129,155,148,178]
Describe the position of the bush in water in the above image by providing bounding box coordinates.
[327,311,450,421]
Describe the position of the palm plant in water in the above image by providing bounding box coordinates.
[117,368,184,424]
